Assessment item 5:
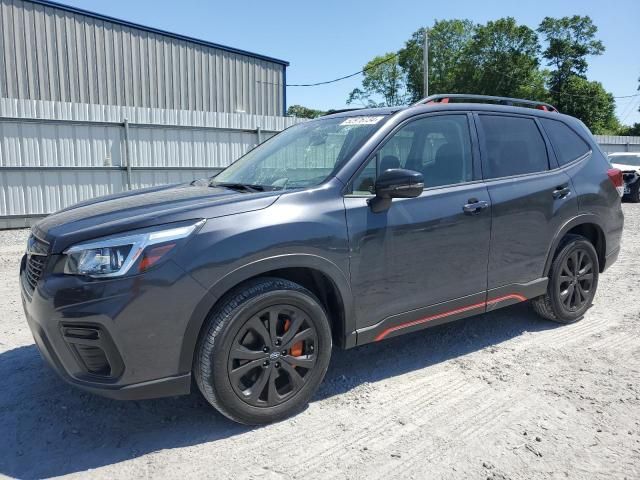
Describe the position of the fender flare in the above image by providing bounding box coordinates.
[543,214,606,276]
[178,254,355,372]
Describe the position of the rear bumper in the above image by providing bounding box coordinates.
[20,255,207,400]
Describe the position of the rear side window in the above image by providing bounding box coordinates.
[540,118,591,166]
[478,115,549,179]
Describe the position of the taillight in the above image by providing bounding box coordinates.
[607,168,624,197]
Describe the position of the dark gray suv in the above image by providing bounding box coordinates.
[20,94,624,424]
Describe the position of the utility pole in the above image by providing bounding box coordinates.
[423,28,429,97]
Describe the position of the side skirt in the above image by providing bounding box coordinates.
[355,278,548,345]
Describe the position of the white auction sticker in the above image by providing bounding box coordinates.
[340,116,385,126]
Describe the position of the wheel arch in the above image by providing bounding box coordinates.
[544,215,607,276]
[179,254,355,373]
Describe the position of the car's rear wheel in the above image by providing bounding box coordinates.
[532,234,599,324]
[194,277,332,425]
[628,181,640,203]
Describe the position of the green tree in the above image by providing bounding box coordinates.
[619,123,640,136]
[561,76,619,134]
[347,53,408,107]
[286,104,325,118]
[458,17,547,100]
[398,19,475,101]
[346,16,624,133]
[537,16,605,111]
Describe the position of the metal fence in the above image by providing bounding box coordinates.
[594,135,640,154]
[1,101,639,229]
[0,98,302,228]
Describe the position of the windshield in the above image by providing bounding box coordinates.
[609,154,640,167]
[212,115,388,190]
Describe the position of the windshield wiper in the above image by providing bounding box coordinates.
[209,181,265,192]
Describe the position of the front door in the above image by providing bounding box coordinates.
[344,113,492,342]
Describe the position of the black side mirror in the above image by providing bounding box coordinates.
[368,168,424,213]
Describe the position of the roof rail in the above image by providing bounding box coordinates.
[413,94,559,113]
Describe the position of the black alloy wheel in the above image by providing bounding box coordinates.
[227,305,318,407]
[531,234,599,324]
[195,278,332,425]
[557,248,595,312]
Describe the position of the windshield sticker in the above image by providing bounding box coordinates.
[340,116,385,126]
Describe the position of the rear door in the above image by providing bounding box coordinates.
[475,113,578,295]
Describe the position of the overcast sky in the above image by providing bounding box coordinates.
[62,0,640,124]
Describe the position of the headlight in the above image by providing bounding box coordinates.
[64,220,205,278]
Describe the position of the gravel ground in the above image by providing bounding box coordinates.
[1,205,639,480]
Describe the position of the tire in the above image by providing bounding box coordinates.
[194,277,332,425]
[531,234,599,324]
[628,181,640,203]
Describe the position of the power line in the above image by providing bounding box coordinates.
[487,68,640,100]
[286,53,400,87]
[621,96,640,123]
[286,51,639,101]
[618,95,638,121]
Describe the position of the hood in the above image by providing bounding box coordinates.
[611,162,640,172]
[33,183,280,253]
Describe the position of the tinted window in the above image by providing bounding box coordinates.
[541,118,591,166]
[351,115,473,194]
[479,115,549,178]
[214,115,387,190]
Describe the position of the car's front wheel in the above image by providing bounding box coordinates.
[532,234,599,324]
[194,277,332,425]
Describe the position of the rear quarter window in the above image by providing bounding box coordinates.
[478,115,549,179]
[540,118,591,166]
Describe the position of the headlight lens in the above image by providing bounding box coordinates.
[64,220,204,278]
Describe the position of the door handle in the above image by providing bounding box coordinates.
[552,184,571,199]
[463,199,489,215]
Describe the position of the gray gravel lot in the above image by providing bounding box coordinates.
[1,205,639,480]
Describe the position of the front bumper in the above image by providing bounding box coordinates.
[20,254,209,400]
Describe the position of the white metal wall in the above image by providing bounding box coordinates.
[0,98,302,228]
[0,0,287,115]
[594,135,640,154]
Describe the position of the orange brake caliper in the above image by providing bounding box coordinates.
[283,318,304,357]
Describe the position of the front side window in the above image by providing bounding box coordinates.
[540,118,590,166]
[351,115,473,194]
[478,115,549,179]
[214,115,388,190]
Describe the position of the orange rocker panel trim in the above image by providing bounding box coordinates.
[374,294,527,341]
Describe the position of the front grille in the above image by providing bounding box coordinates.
[23,235,49,292]
[25,254,46,291]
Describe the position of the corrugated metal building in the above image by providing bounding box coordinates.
[0,0,288,115]
[0,0,298,228]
